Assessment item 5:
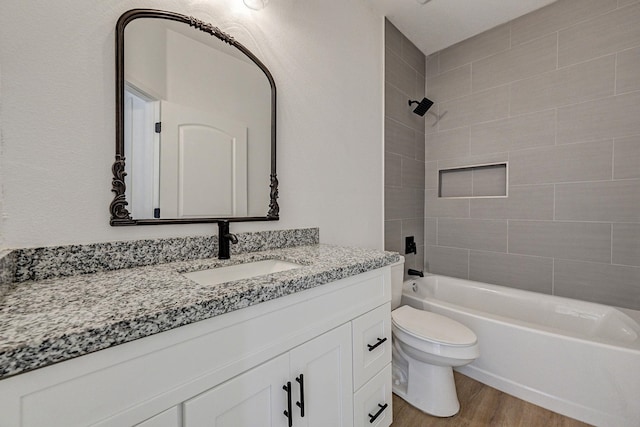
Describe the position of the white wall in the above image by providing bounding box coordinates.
[0,0,384,249]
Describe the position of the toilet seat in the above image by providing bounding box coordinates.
[392,305,477,346]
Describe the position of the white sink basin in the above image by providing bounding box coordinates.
[183,259,303,286]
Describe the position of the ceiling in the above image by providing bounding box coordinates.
[369,0,557,56]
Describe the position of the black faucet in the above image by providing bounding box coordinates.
[408,269,424,277]
[217,220,238,260]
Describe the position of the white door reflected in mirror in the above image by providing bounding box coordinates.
[160,101,248,218]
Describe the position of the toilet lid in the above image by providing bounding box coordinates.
[392,305,477,346]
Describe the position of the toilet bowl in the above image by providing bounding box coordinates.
[390,259,479,417]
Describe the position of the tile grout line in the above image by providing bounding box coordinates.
[552,183,556,221]
[611,138,616,180]
[551,257,555,296]
[614,52,618,96]
[506,219,509,255]
[610,223,614,265]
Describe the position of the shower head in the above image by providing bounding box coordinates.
[408,98,434,116]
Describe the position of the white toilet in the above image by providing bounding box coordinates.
[390,260,479,417]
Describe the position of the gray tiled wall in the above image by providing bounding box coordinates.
[424,0,640,310]
[384,20,426,274]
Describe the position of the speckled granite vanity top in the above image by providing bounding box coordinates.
[0,232,398,379]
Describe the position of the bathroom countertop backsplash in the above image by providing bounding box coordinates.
[0,229,399,380]
[0,250,15,300]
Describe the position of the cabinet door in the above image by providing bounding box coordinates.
[183,354,289,427]
[290,323,353,427]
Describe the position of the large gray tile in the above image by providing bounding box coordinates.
[386,48,418,98]
[385,118,416,158]
[403,218,425,248]
[427,65,471,102]
[614,135,640,179]
[416,189,425,220]
[425,189,469,218]
[425,245,469,279]
[426,127,469,161]
[509,140,613,185]
[469,251,553,293]
[426,53,439,78]
[472,33,558,93]
[618,0,639,7]
[471,184,554,220]
[616,46,640,94]
[511,0,617,46]
[557,91,640,144]
[385,152,402,186]
[510,55,615,116]
[473,164,507,197]
[558,2,640,67]
[425,161,438,190]
[385,186,419,220]
[555,180,640,222]
[439,168,473,197]
[425,217,437,246]
[414,67,426,106]
[438,218,508,252]
[613,223,640,266]
[402,35,426,76]
[438,85,510,131]
[425,103,441,133]
[416,131,426,162]
[386,84,425,133]
[509,220,612,263]
[385,19,403,55]
[417,245,425,271]
[384,220,402,253]
[554,259,640,310]
[439,24,511,73]
[469,109,556,155]
[402,157,425,189]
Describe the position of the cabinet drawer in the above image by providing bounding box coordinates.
[352,303,392,390]
[353,364,392,427]
[135,406,181,427]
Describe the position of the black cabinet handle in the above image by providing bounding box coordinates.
[295,374,305,417]
[367,337,387,352]
[283,382,293,427]
[368,403,388,423]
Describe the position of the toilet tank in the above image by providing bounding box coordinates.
[391,256,405,310]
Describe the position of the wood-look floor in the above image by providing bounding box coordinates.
[391,372,592,427]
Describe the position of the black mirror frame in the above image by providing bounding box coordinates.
[110,8,279,225]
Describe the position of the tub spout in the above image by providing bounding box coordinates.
[408,269,424,277]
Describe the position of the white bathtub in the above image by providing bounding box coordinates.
[401,275,640,427]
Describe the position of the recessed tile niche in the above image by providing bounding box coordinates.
[438,163,508,198]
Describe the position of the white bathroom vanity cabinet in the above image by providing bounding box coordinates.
[0,267,393,427]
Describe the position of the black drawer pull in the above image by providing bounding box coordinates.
[283,382,293,427]
[368,403,388,423]
[296,374,305,417]
[367,337,387,352]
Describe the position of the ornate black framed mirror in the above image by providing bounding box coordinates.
[111,9,278,225]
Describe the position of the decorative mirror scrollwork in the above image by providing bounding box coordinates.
[111,9,278,225]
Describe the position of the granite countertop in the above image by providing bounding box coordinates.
[0,244,399,380]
